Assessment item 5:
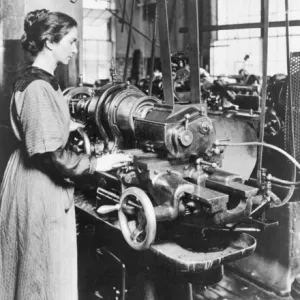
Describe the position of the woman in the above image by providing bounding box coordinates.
[0,9,131,300]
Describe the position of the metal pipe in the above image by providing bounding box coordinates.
[214,141,300,175]
[123,0,136,83]
[187,0,201,104]
[215,140,300,207]
[257,0,269,185]
[282,0,296,204]
[179,20,300,33]
[98,247,126,300]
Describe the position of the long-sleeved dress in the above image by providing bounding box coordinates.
[0,66,96,300]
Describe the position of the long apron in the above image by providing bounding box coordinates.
[0,79,78,300]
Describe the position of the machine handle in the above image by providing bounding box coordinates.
[97,204,120,214]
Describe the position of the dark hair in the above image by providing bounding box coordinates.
[21,9,77,56]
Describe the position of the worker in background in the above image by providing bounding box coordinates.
[0,9,131,300]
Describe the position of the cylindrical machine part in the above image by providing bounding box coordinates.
[68,83,159,141]
[291,276,300,300]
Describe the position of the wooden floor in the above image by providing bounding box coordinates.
[78,268,294,300]
[78,233,294,300]
[194,270,293,300]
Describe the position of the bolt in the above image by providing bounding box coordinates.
[214,147,221,155]
[200,106,206,115]
[198,120,211,135]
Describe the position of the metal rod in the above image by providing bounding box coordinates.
[188,283,194,300]
[179,20,300,33]
[121,0,127,32]
[127,200,142,209]
[148,6,158,96]
[257,0,269,185]
[123,0,136,83]
[116,0,136,44]
[106,9,160,47]
[204,227,261,232]
[100,247,126,300]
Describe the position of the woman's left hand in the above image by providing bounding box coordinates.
[69,119,85,132]
[95,153,133,172]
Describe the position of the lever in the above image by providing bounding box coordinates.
[97,204,120,215]
[184,113,190,130]
[78,74,83,87]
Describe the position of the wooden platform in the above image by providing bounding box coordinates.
[77,220,295,300]
[75,192,294,300]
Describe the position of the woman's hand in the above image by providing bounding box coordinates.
[95,153,133,172]
[69,119,85,132]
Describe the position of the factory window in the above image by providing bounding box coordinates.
[210,0,300,77]
[269,0,300,22]
[82,1,115,84]
[210,37,262,77]
[267,0,300,75]
[217,0,261,40]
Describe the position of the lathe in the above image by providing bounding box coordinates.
[65,0,300,298]
[64,63,297,291]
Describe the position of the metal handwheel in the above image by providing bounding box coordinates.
[70,127,91,155]
[264,107,282,137]
[77,127,91,155]
[62,86,75,97]
[118,187,157,251]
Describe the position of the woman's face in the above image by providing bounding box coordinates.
[52,26,78,65]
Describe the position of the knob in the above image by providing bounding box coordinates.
[178,130,194,147]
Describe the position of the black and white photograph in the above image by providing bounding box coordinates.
[0,0,300,299]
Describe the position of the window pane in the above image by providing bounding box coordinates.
[210,38,262,76]
[212,0,300,76]
[83,7,113,84]
[268,34,300,75]
[210,33,300,76]
[218,0,261,25]
[83,40,113,83]
[269,0,300,22]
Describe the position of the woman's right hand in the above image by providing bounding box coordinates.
[69,119,85,132]
[95,153,133,172]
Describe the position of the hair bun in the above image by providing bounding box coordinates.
[21,9,77,56]
[24,9,49,30]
